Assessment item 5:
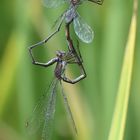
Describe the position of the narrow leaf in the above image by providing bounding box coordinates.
[108,0,138,140]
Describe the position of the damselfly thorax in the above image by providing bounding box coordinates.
[65,6,77,24]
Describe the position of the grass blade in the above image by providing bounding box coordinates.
[108,0,138,140]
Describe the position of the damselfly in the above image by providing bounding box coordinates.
[27,40,86,140]
[30,0,104,53]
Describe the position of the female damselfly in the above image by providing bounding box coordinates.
[27,39,86,140]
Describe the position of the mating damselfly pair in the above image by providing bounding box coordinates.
[27,0,103,139]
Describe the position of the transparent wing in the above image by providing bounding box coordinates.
[26,94,48,136]
[73,14,94,44]
[88,0,104,5]
[26,78,58,140]
[42,0,67,8]
[60,82,77,134]
[42,79,59,140]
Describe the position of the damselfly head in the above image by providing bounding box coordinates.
[56,50,66,58]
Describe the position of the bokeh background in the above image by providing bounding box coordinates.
[0,0,139,140]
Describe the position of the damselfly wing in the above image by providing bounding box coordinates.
[26,79,58,140]
[42,0,67,8]
[73,14,94,43]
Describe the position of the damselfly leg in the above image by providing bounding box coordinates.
[29,14,64,55]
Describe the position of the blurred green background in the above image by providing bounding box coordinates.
[0,0,139,140]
